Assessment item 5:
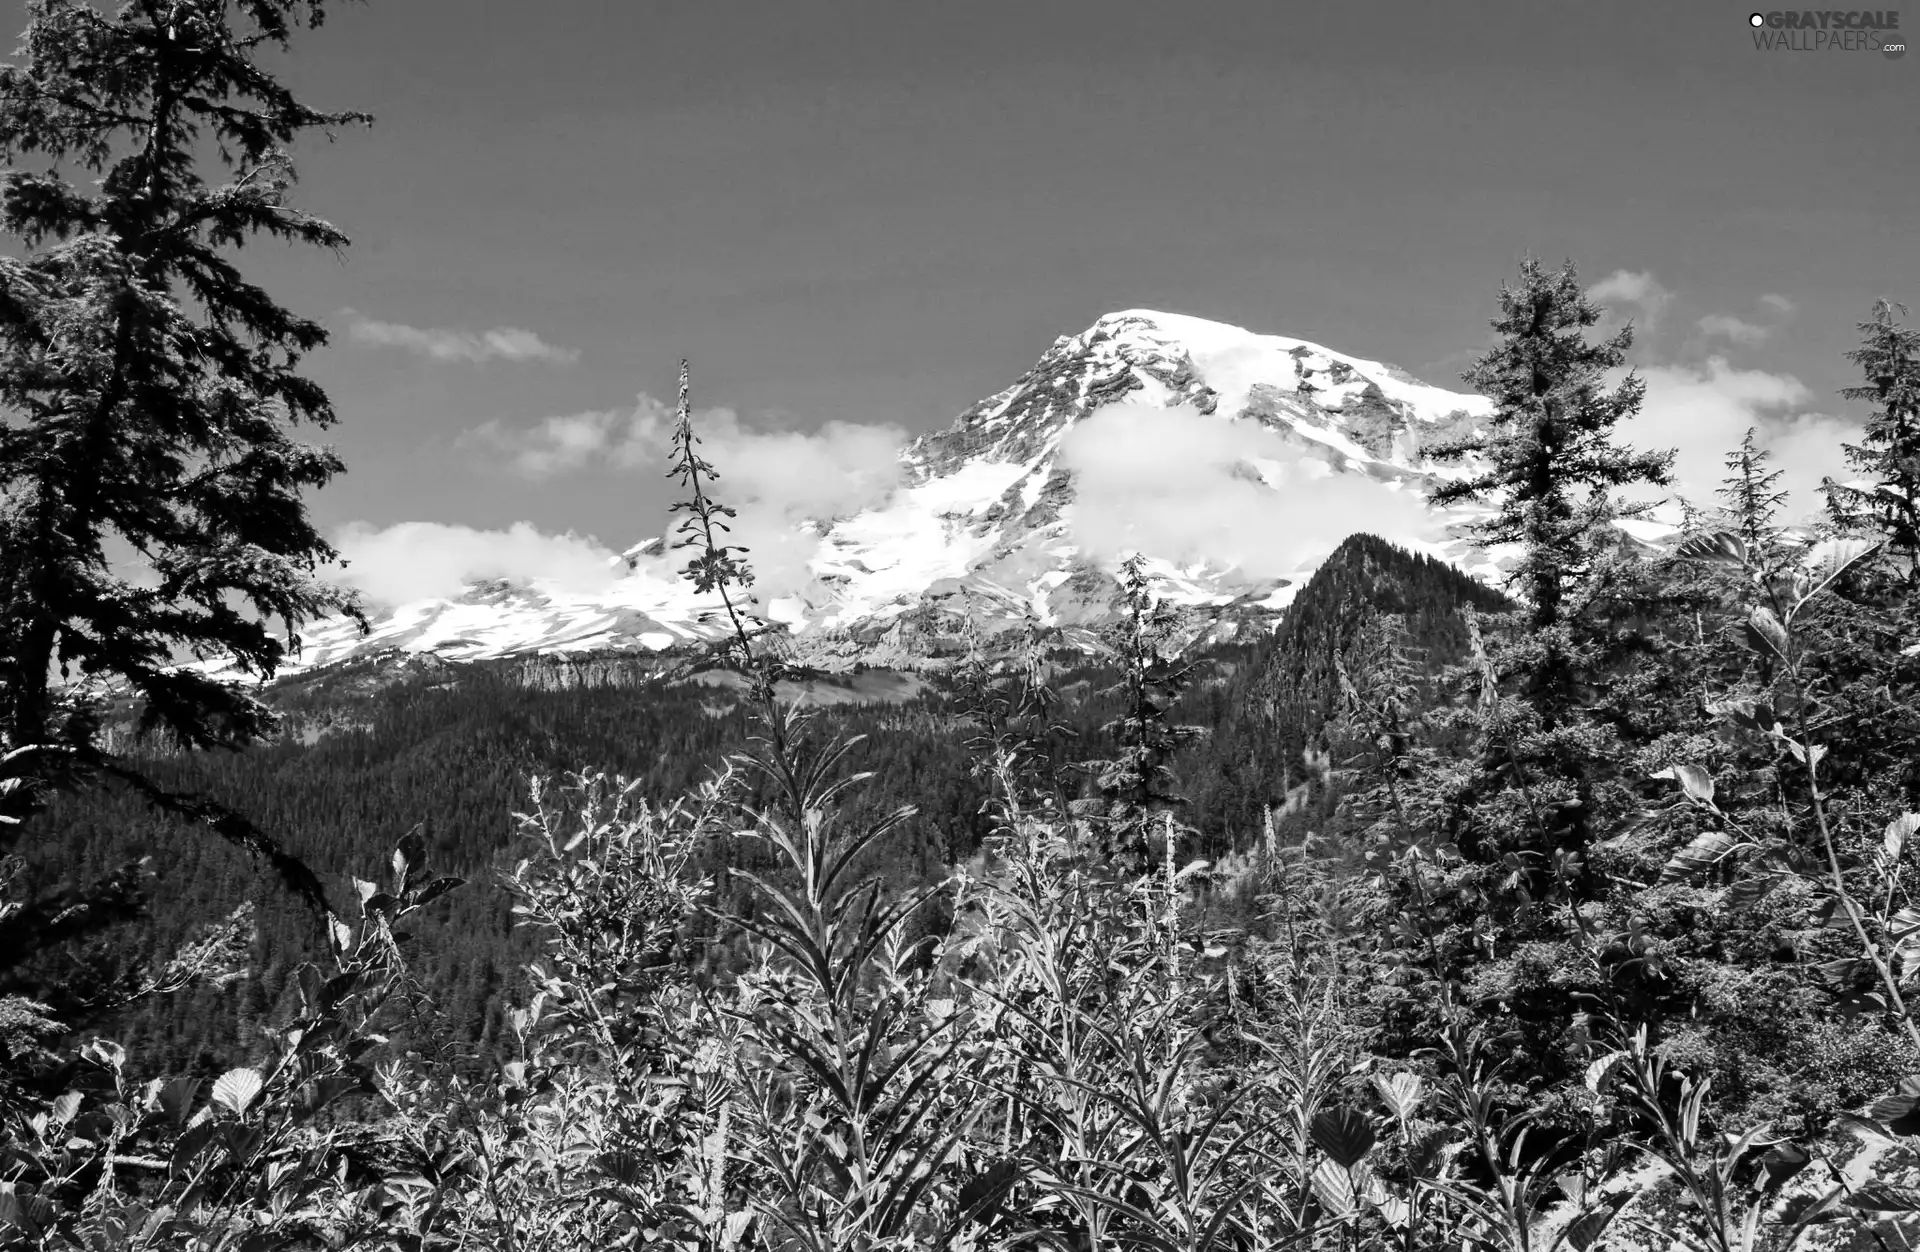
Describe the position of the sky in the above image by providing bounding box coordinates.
[9,0,1918,601]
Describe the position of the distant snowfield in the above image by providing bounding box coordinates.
[231,309,1683,677]
[1135,309,1495,426]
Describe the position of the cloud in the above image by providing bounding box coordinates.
[468,395,906,501]
[343,310,580,365]
[1563,273,1842,518]
[466,407,634,475]
[1057,402,1439,578]
[1696,314,1771,347]
[1615,358,1859,520]
[646,406,909,595]
[330,521,621,607]
[464,396,912,596]
[1587,270,1674,332]
[1695,294,1794,348]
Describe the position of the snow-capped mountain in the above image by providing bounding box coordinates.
[264,309,1662,675]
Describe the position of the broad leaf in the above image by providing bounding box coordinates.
[1847,1185,1920,1212]
[1890,908,1920,976]
[1309,1158,1357,1217]
[1759,1142,1811,1189]
[1662,763,1716,806]
[1660,832,1744,884]
[1310,1105,1376,1168]
[1811,892,1849,930]
[1709,697,1780,736]
[157,1077,200,1126]
[211,1067,264,1117]
[48,1091,81,1128]
[1871,1078,1920,1135]
[294,1075,360,1120]
[1746,607,1789,660]
[415,875,465,908]
[1793,537,1884,614]
[1584,1052,1626,1095]
[1816,957,1876,997]
[1675,530,1748,566]
[393,830,428,892]
[1835,1112,1898,1141]
[1564,1190,1634,1251]
[1725,872,1789,911]
[596,1150,646,1187]
[1372,1072,1424,1120]
[0,1190,30,1237]
[1884,814,1920,867]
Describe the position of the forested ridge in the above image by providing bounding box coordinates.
[11,536,1479,1075]
[1246,532,1514,766]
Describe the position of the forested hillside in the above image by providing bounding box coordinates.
[1245,532,1514,763]
[7,631,1295,1073]
[8,530,1506,1080]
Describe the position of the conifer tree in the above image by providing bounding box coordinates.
[1399,260,1677,919]
[1329,612,1431,843]
[1429,257,1673,719]
[1431,259,1671,627]
[0,0,368,833]
[1715,426,1789,562]
[1824,298,1920,577]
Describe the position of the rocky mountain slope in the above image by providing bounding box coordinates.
[263,309,1671,676]
[1243,531,1514,763]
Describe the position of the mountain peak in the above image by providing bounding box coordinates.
[1245,531,1516,758]
[226,309,1669,679]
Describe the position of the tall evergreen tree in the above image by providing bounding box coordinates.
[1388,259,1678,919]
[1428,257,1673,719]
[1431,259,1670,627]
[1715,426,1789,561]
[0,0,367,834]
[1824,298,1920,577]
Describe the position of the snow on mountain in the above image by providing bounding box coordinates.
[258,309,1673,676]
